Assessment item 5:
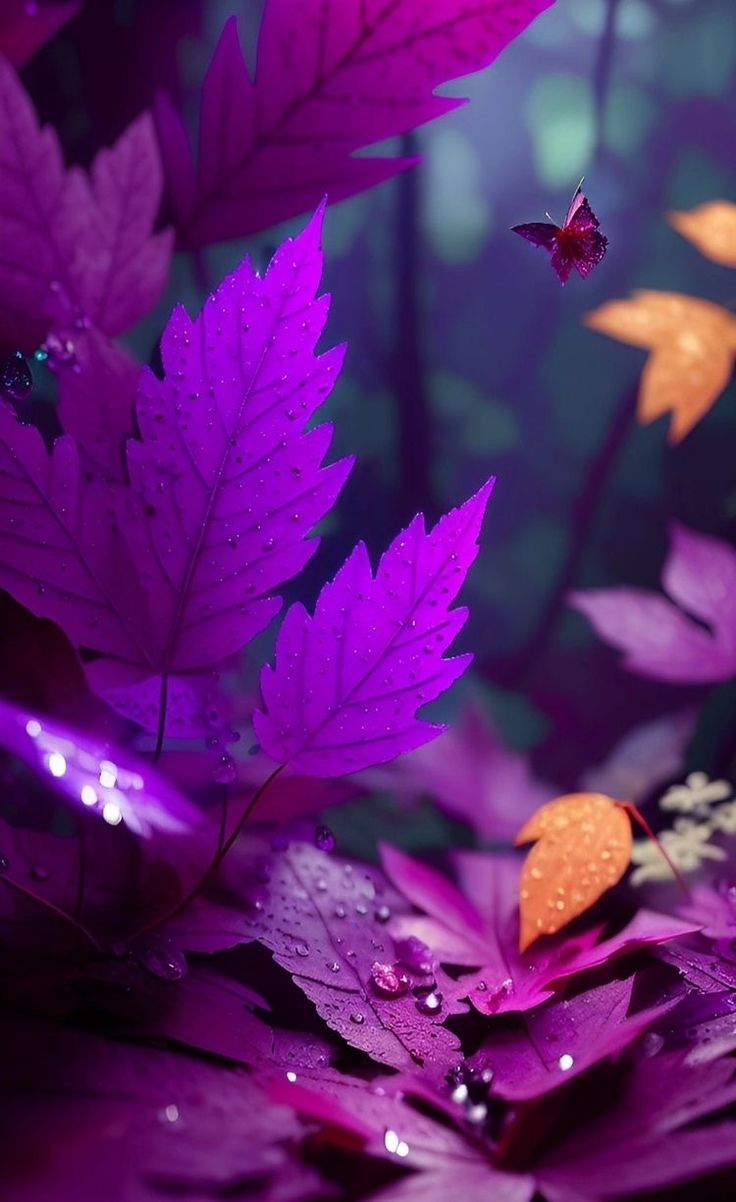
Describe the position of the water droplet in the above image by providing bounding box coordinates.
[375,904,391,923]
[0,856,9,873]
[467,1102,487,1124]
[642,1032,664,1058]
[484,978,514,1012]
[557,1053,574,1072]
[370,962,409,997]
[314,824,335,852]
[138,939,188,981]
[286,1071,297,1083]
[349,1011,365,1025]
[1,351,32,400]
[395,935,434,974]
[415,990,443,1015]
[159,1103,179,1123]
[294,942,310,957]
[212,752,237,784]
[327,961,340,973]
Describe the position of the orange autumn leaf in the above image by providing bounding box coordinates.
[668,201,736,268]
[514,792,632,952]
[585,291,736,443]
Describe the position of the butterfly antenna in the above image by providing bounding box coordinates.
[576,176,585,192]
[544,211,554,223]
[620,802,690,896]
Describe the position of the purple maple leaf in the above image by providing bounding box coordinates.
[382,845,698,1013]
[580,708,696,801]
[0,207,352,738]
[468,974,678,1101]
[570,524,736,684]
[255,480,493,776]
[173,842,462,1073]
[54,328,140,481]
[155,2,555,248]
[0,2,80,68]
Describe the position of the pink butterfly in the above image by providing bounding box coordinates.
[512,183,608,283]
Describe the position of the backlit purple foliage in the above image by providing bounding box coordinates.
[156,1,555,248]
[571,524,736,684]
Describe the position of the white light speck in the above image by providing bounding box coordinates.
[99,760,117,788]
[384,1130,409,1158]
[286,1071,297,1083]
[102,801,122,826]
[80,785,98,806]
[164,1104,179,1122]
[47,752,67,778]
[558,1053,574,1072]
[25,719,42,738]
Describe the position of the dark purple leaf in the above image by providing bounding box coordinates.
[156,2,556,248]
[0,2,80,67]
[255,480,493,776]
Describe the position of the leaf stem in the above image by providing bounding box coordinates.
[131,763,284,938]
[0,874,101,952]
[622,802,691,896]
[153,672,169,763]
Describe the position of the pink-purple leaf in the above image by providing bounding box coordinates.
[156,2,555,248]
[382,846,698,1014]
[0,61,171,347]
[570,524,736,683]
[0,208,351,730]
[255,480,493,776]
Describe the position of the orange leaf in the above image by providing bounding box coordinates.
[514,792,632,952]
[585,291,736,443]
[668,202,736,268]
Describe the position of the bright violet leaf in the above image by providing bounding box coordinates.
[468,975,678,1101]
[570,524,736,684]
[0,208,352,731]
[0,60,171,347]
[381,845,698,1014]
[255,480,493,776]
[229,842,460,1072]
[359,699,556,841]
[156,2,555,248]
[0,2,80,68]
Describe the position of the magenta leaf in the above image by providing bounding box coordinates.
[0,61,171,347]
[468,975,678,1101]
[0,2,80,68]
[156,2,555,248]
[0,208,352,733]
[255,479,493,776]
[570,524,736,683]
[580,709,696,801]
[382,846,699,1013]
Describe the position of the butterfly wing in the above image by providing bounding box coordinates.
[511,221,559,249]
[557,193,608,280]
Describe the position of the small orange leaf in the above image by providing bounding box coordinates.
[585,291,736,443]
[668,202,736,268]
[514,792,632,952]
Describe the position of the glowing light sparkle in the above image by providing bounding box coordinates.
[80,785,98,806]
[102,801,122,826]
[384,1129,410,1158]
[558,1053,574,1072]
[99,760,118,788]
[46,751,67,778]
[25,719,42,738]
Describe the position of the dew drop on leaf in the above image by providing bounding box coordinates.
[415,990,443,1015]
[138,939,188,982]
[314,823,335,851]
[370,961,409,997]
[212,752,236,784]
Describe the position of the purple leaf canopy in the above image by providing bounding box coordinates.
[0,206,352,733]
[156,0,555,247]
[255,479,494,775]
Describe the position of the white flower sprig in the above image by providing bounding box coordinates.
[630,772,733,885]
